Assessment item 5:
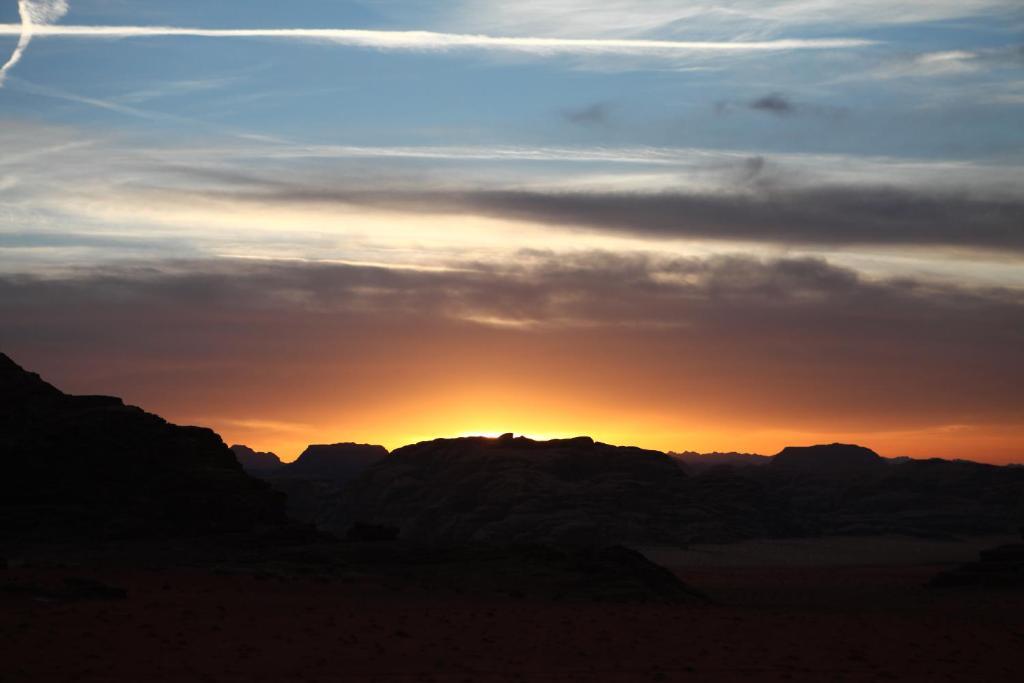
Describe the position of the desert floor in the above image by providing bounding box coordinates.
[3,535,1022,682]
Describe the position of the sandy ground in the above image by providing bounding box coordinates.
[2,536,1022,682]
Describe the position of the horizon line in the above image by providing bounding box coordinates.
[229,433,1024,467]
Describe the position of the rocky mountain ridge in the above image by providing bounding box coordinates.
[1,353,286,544]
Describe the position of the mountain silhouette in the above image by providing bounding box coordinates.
[231,444,284,474]
[6,350,1022,547]
[770,443,885,475]
[311,433,1024,544]
[669,450,771,472]
[323,434,694,545]
[0,353,286,543]
[692,447,1024,539]
[278,443,388,483]
[232,442,389,523]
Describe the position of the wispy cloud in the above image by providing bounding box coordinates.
[4,115,1022,282]
[876,50,984,79]
[215,418,314,434]
[112,77,241,105]
[449,1,1023,38]
[881,46,1024,79]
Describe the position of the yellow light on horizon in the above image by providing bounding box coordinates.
[451,430,565,441]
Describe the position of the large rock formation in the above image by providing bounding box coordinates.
[250,442,389,524]
[278,443,388,483]
[317,434,1024,544]
[0,353,286,544]
[738,449,1024,538]
[231,444,284,475]
[323,434,699,545]
[770,443,885,476]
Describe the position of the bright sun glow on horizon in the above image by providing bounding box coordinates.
[452,430,563,441]
[199,414,1024,466]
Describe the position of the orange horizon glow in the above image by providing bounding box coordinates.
[182,366,1024,465]
[202,407,1024,466]
[10,313,1023,467]
[12,349,1022,467]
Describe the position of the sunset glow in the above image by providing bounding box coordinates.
[1,1,1022,464]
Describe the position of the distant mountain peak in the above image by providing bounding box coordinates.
[771,443,884,474]
[668,451,771,472]
[277,442,389,482]
[230,444,284,474]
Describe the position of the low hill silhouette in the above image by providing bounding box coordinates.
[0,353,286,544]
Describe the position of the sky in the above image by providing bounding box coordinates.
[0,1,1022,462]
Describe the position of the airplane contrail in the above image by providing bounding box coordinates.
[0,24,876,57]
[0,1,68,86]
[0,0,877,88]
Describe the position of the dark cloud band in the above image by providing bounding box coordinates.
[1,254,1020,432]
[207,182,1024,252]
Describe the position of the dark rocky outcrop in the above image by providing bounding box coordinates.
[670,451,770,473]
[257,442,389,524]
[930,528,1024,588]
[738,451,1024,538]
[278,443,388,483]
[230,444,283,475]
[770,443,885,476]
[0,353,286,545]
[323,434,697,545]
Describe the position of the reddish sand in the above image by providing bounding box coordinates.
[3,540,1023,682]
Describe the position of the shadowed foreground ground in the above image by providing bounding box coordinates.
[3,536,1023,682]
